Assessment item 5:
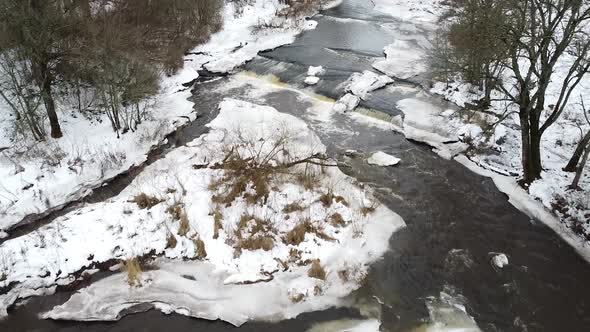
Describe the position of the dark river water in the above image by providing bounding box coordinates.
[3,0,590,331]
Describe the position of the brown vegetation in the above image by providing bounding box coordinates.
[284,220,334,246]
[283,202,305,214]
[329,213,346,227]
[132,193,161,209]
[212,208,223,239]
[318,192,334,207]
[166,233,178,249]
[121,257,143,287]
[308,259,326,280]
[192,236,208,259]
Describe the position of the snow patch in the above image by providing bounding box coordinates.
[305,76,320,85]
[373,40,427,80]
[346,71,393,100]
[308,66,325,76]
[367,152,401,167]
[491,253,509,269]
[333,93,360,113]
[304,20,318,30]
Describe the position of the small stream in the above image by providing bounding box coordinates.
[3,1,590,331]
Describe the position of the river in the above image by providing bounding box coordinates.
[2,0,590,331]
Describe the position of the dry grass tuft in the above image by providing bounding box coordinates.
[236,214,272,239]
[212,207,223,239]
[284,222,310,245]
[329,213,346,227]
[295,169,320,190]
[178,213,190,236]
[166,233,178,249]
[314,285,323,296]
[284,220,335,246]
[289,292,305,303]
[360,200,379,216]
[308,259,326,280]
[166,202,184,220]
[318,192,334,207]
[334,195,349,207]
[167,201,191,236]
[283,202,305,214]
[210,156,272,206]
[288,248,302,264]
[132,193,161,209]
[121,257,142,287]
[234,214,275,254]
[236,235,275,252]
[360,206,375,216]
[192,236,207,259]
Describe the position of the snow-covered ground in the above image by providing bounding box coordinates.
[0,0,329,234]
[0,69,195,234]
[0,97,405,322]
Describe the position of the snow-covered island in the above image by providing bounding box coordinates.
[0,98,404,323]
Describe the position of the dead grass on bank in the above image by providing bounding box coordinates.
[234,214,275,255]
[121,257,143,287]
[132,193,162,209]
[192,236,208,259]
[284,220,335,246]
[203,131,341,255]
[166,200,191,236]
[308,259,326,280]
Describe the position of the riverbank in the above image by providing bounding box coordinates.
[368,0,590,252]
[0,0,329,236]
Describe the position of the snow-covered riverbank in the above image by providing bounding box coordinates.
[360,0,590,251]
[0,0,328,235]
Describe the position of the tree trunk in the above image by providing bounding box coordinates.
[29,0,62,138]
[570,142,590,189]
[39,68,63,138]
[520,108,542,184]
[564,130,590,172]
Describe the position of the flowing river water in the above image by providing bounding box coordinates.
[3,1,590,331]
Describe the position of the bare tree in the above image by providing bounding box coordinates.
[446,0,508,107]
[495,0,590,184]
[0,51,46,141]
[0,0,88,139]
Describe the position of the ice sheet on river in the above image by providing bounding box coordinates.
[45,259,389,326]
[394,98,468,159]
[367,152,401,167]
[373,40,427,80]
